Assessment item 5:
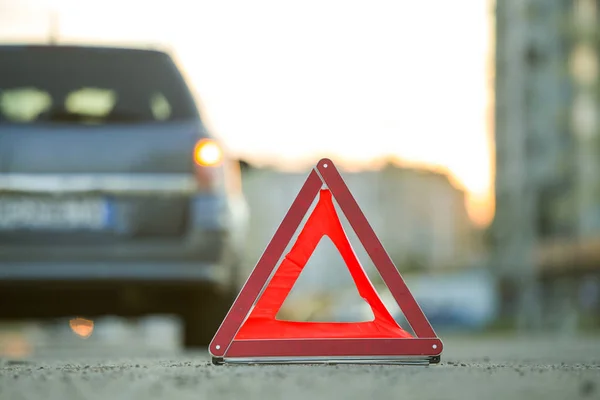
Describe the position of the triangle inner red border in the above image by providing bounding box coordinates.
[234,189,412,340]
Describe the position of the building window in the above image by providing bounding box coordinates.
[573,0,598,33]
[571,91,598,138]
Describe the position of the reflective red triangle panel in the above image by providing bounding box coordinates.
[234,189,413,340]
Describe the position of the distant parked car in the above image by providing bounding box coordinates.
[0,44,249,348]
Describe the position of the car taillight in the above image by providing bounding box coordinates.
[193,138,224,190]
[194,138,223,167]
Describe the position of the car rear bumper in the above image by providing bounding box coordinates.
[0,260,228,283]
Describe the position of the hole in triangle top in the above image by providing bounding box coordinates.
[276,235,375,322]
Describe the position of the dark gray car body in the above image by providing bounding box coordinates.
[0,44,249,346]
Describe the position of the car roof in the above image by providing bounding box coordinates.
[0,43,172,56]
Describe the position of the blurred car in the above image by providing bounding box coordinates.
[390,269,499,332]
[327,269,499,333]
[0,44,249,348]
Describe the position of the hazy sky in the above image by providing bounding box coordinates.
[0,0,494,226]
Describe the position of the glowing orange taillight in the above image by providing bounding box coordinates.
[193,138,224,190]
[193,138,223,167]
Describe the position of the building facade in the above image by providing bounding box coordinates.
[492,0,600,330]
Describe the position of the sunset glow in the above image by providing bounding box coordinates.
[0,0,495,227]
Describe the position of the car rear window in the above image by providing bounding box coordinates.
[0,46,200,125]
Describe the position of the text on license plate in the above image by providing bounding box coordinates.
[0,197,111,230]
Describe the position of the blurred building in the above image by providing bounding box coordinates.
[376,163,479,272]
[492,0,600,329]
[239,162,481,299]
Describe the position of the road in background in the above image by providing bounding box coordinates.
[0,316,181,359]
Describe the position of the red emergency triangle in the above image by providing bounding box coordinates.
[209,158,442,364]
[235,189,412,340]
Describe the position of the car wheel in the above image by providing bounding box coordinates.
[181,286,236,349]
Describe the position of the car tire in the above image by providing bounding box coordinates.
[181,285,236,349]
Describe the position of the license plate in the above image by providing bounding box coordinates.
[0,196,111,231]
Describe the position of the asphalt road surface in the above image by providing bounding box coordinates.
[1,334,599,400]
